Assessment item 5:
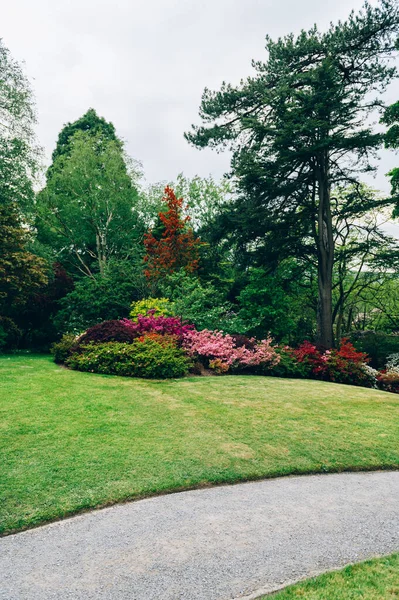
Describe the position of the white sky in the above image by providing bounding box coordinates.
[2,0,399,201]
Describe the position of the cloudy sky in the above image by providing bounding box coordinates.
[2,0,399,192]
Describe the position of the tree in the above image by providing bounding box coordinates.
[0,40,47,318]
[0,39,39,215]
[143,186,201,281]
[37,130,142,277]
[331,186,399,338]
[50,108,119,165]
[0,202,47,313]
[382,100,399,215]
[186,0,399,349]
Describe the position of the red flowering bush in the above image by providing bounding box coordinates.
[121,312,194,342]
[183,329,279,373]
[292,339,374,387]
[293,341,327,377]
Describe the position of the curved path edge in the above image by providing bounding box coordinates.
[1,471,398,600]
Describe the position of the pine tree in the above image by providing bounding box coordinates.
[186,0,399,348]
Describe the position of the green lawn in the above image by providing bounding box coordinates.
[1,354,398,536]
[262,554,399,599]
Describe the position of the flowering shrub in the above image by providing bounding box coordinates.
[377,370,399,393]
[293,341,326,377]
[129,297,174,321]
[75,320,137,348]
[121,313,194,341]
[386,353,399,371]
[361,364,379,389]
[66,338,190,379]
[292,339,374,387]
[265,346,312,378]
[209,358,230,374]
[183,329,279,373]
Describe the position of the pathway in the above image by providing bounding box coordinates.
[1,471,398,599]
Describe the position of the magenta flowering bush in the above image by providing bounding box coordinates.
[120,311,194,341]
[183,329,279,373]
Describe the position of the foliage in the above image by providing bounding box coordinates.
[330,185,399,339]
[386,353,399,370]
[186,0,399,348]
[0,39,39,215]
[382,100,399,216]
[237,264,315,342]
[0,202,48,313]
[129,297,174,321]
[162,270,243,333]
[121,314,194,341]
[54,259,146,334]
[378,370,399,393]
[265,347,312,379]
[50,108,119,165]
[350,330,399,369]
[183,329,279,373]
[36,130,142,277]
[144,186,201,281]
[74,320,137,348]
[50,333,77,364]
[0,316,22,352]
[293,339,374,387]
[67,338,190,379]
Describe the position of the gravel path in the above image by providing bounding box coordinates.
[1,471,398,600]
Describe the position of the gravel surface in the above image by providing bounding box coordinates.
[1,471,398,600]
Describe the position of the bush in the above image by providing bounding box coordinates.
[350,331,399,369]
[386,353,399,371]
[129,297,174,321]
[54,258,147,334]
[75,320,137,349]
[162,270,244,334]
[265,346,312,378]
[0,317,22,352]
[378,370,399,393]
[292,339,374,387]
[121,314,194,341]
[51,333,77,364]
[231,334,256,350]
[183,329,279,373]
[66,338,190,379]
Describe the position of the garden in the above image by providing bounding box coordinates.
[51,297,399,394]
[2,3,399,596]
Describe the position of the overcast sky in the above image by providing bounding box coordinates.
[2,0,399,194]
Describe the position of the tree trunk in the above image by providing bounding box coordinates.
[316,157,334,350]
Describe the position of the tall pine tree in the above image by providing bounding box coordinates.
[186,0,399,348]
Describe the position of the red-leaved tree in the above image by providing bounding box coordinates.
[144,186,201,280]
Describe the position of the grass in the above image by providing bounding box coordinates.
[261,553,399,598]
[1,354,398,536]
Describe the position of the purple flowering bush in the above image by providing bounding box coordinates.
[121,311,194,341]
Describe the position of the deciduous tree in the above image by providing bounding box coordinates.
[144,186,201,281]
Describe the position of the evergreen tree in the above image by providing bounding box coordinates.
[186,0,399,348]
[51,108,119,163]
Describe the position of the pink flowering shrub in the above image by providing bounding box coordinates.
[183,329,279,373]
[121,311,194,341]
